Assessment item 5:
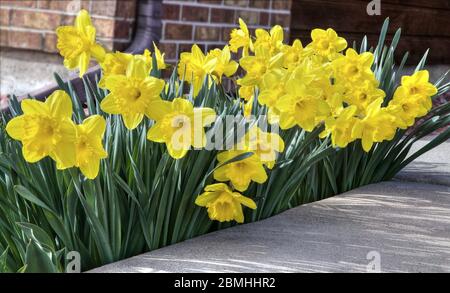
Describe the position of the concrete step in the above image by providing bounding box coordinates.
[395,138,450,186]
[90,181,450,273]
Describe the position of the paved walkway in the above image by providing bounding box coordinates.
[90,138,450,273]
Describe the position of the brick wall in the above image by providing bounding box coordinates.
[0,0,137,53]
[159,0,292,63]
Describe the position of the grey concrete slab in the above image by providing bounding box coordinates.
[89,181,450,273]
[395,137,450,186]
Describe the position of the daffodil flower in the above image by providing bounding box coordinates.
[178,44,217,97]
[75,115,108,179]
[308,28,347,60]
[207,45,239,83]
[352,98,397,152]
[98,49,152,88]
[153,42,168,70]
[56,10,106,77]
[229,18,253,56]
[213,150,268,192]
[240,127,285,169]
[146,98,216,159]
[6,90,77,168]
[195,183,256,223]
[100,58,165,130]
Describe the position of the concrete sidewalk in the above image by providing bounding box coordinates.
[395,138,450,186]
[90,138,450,273]
[90,181,450,273]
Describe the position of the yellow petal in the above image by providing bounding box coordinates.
[5,116,26,140]
[167,141,189,159]
[147,124,166,143]
[79,159,101,180]
[22,144,47,163]
[195,191,220,207]
[78,51,90,77]
[21,99,48,116]
[146,100,172,121]
[100,94,121,114]
[122,113,144,130]
[75,9,93,34]
[236,194,257,209]
[82,115,106,137]
[46,90,73,119]
[91,43,106,63]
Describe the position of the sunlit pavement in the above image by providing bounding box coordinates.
[90,139,450,273]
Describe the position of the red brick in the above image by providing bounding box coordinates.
[249,0,270,9]
[43,33,57,53]
[91,0,117,17]
[39,0,90,12]
[92,18,115,38]
[0,1,37,8]
[270,13,290,27]
[198,0,222,4]
[179,43,205,54]
[211,8,235,24]
[224,0,248,7]
[272,0,292,10]
[61,14,75,26]
[195,26,220,41]
[114,20,132,39]
[8,30,42,50]
[165,23,193,40]
[182,5,209,22]
[162,3,180,20]
[116,0,137,19]
[222,27,233,41]
[158,42,177,59]
[259,12,269,26]
[0,8,10,26]
[0,29,8,46]
[236,10,259,25]
[11,10,61,30]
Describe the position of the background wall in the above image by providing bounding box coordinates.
[158,0,292,63]
[0,0,137,52]
[290,0,450,64]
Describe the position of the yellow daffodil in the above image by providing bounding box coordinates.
[6,90,76,168]
[400,70,437,111]
[320,105,358,148]
[387,87,429,129]
[351,98,397,152]
[253,25,284,57]
[229,18,253,56]
[75,115,108,179]
[313,78,344,115]
[240,127,285,169]
[146,98,216,159]
[238,46,284,87]
[332,48,376,85]
[100,58,165,130]
[308,28,347,60]
[276,79,330,131]
[99,50,152,88]
[153,42,168,70]
[56,10,106,77]
[343,80,386,115]
[195,183,256,223]
[207,46,239,83]
[282,39,305,69]
[214,150,267,192]
[238,85,255,101]
[178,44,217,97]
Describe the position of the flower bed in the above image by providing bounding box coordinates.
[0,10,449,272]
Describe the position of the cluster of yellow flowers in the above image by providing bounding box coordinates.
[230,19,438,152]
[4,10,439,224]
[6,90,107,179]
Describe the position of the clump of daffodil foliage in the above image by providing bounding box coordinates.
[1,10,449,272]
